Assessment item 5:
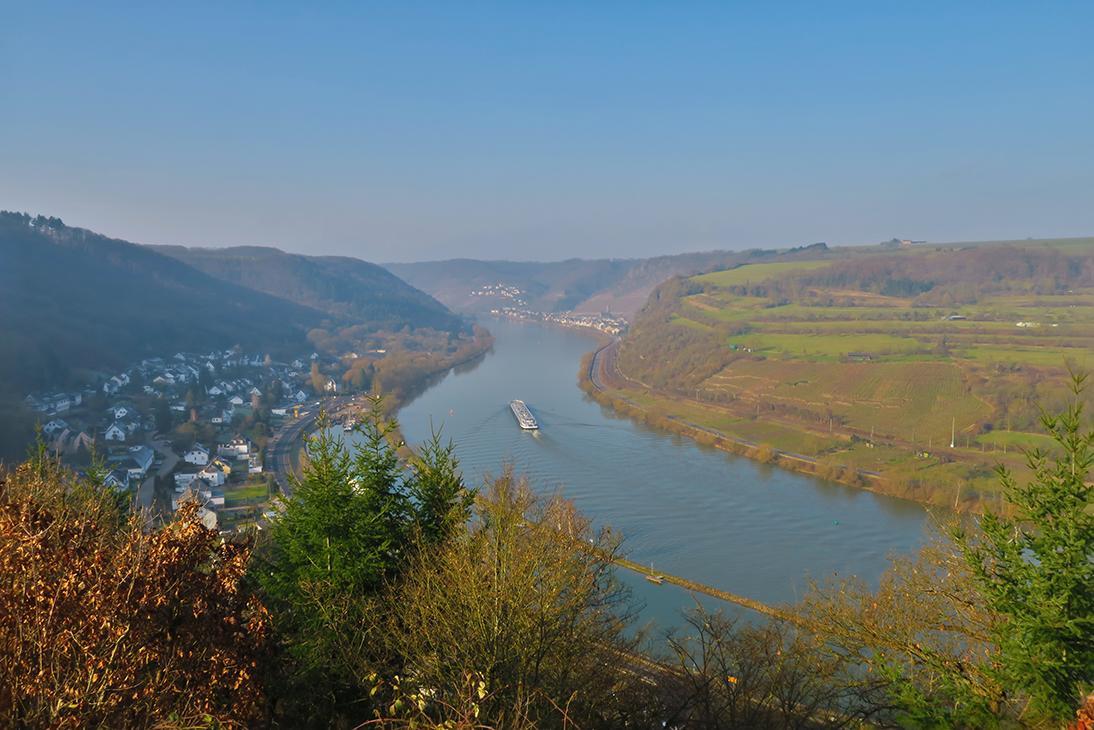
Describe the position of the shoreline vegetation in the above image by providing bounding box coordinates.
[284,326,495,472]
[579,337,1004,514]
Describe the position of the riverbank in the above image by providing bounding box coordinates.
[579,338,1005,514]
[389,318,930,625]
[269,329,494,488]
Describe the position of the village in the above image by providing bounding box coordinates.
[489,305,628,336]
[23,348,344,534]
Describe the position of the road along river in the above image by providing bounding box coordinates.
[367,319,935,632]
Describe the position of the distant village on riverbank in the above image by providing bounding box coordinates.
[472,282,627,335]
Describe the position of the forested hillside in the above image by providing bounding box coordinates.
[0,212,477,461]
[154,245,466,335]
[0,213,323,396]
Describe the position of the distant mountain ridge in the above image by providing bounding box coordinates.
[386,245,828,317]
[151,245,465,335]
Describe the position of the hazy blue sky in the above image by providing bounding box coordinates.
[2,3,1092,262]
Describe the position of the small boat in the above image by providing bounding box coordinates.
[342,418,356,432]
[645,563,664,584]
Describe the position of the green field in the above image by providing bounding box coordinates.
[692,260,833,288]
[728,332,927,360]
[976,430,1059,453]
[224,481,270,506]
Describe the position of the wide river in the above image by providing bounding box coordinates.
[391,319,934,632]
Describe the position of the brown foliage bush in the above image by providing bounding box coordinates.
[0,458,270,727]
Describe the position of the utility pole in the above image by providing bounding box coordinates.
[950,416,955,449]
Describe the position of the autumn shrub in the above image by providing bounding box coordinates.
[753,442,778,464]
[377,470,652,729]
[0,455,270,728]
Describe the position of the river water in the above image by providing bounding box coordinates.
[390,319,933,632]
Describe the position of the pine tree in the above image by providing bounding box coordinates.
[263,413,390,606]
[409,429,473,545]
[350,397,410,567]
[956,374,1094,723]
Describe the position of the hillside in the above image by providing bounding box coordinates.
[0,213,481,461]
[386,245,830,318]
[386,258,632,314]
[595,241,1094,508]
[0,213,325,397]
[153,245,465,334]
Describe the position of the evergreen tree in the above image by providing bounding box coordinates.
[349,398,410,564]
[409,429,473,545]
[263,414,390,606]
[258,399,473,723]
[956,374,1094,723]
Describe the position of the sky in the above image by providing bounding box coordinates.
[2,2,1093,262]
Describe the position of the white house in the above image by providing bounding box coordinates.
[229,394,245,406]
[218,437,250,459]
[117,458,146,481]
[249,386,262,396]
[49,395,73,413]
[207,385,224,396]
[103,468,129,490]
[201,487,226,507]
[104,422,127,441]
[183,443,210,466]
[127,445,155,476]
[199,463,227,487]
[174,471,199,490]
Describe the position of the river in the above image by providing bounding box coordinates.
[387,319,933,632]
